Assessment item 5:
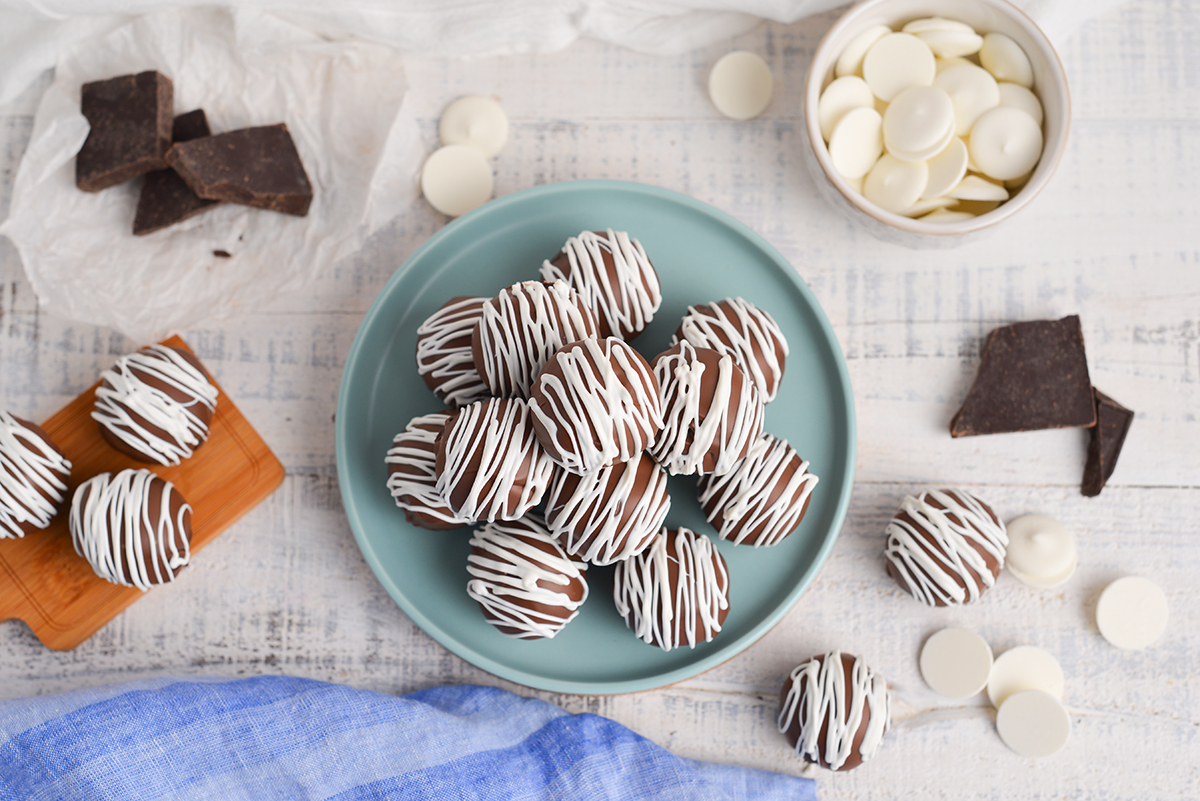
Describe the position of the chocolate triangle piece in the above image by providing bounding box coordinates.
[165,124,313,216]
[950,315,1096,437]
[133,110,222,236]
[1082,388,1134,497]
[76,71,173,192]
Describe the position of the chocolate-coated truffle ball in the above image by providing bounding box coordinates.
[884,488,1008,606]
[385,412,470,530]
[415,296,492,408]
[675,297,788,403]
[0,411,72,539]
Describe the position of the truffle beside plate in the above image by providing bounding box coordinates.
[336,180,855,695]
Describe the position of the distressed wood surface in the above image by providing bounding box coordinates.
[2,2,1198,798]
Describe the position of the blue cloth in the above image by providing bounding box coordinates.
[0,677,816,801]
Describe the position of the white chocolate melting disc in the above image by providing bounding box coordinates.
[901,196,955,217]
[863,154,928,214]
[828,106,883,179]
[936,56,973,74]
[1005,514,1076,587]
[947,174,1008,201]
[968,106,1043,181]
[934,63,1000,137]
[980,32,1035,88]
[883,85,955,157]
[996,690,1071,757]
[921,136,968,198]
[1096,576,1168,650]
[862,33,936,102]
[920,209,974,223]
[997,82,1044,125]
[901,17,976,35]
[835,24,891,78]
[920,627,994,699]
[439,96,509,158]
[709,51,774,121]
[916,29,984,59]
[987,645,1064,708]
[819,76,875,142]
[421,144,494,217]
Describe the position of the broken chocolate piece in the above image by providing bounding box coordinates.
[1082,389,1134,497]
[950,315,1096,437]
[133,110,222,236]
[77,71,173,192]
[165,124,313,216]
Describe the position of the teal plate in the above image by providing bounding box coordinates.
[336,180,855,695]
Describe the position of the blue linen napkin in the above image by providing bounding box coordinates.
[0,677,815,800]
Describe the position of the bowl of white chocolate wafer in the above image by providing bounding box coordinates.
[802,0,1070,247]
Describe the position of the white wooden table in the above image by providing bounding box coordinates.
[2,3,1197,797]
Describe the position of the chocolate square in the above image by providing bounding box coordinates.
[133,110,222,236]
[76,71,173,192]
[950,315,1096,437]
[165,124,313,216]
[1082,389,1134,497]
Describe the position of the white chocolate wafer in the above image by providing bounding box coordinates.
[997,82,1043,125]
[835,24,891,78]
[883,85,955,157]
[1005,514,1076,587]
[996,690,1070,757]
[862,33,936,102]
[709,51,773,120]
[1096,576,1168,650]
[902,196,955,217]
[828,107,883,179]
[439,96,509,158]
[901,17,975,35]
[980,32,1034,88]
[934,63,1000,136]
[920,209,974,223]
[916,29,984,59]
[421,145,493,217]
[863,154,928,213]
[987,645,1063,708]
[819,76,875,142]
[947,175,1008,201]
[921,137,969,198]
[920,627,993,698]
[968,107,1043,181]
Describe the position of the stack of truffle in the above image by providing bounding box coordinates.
[0,344,220,592]
[384,228,820,651]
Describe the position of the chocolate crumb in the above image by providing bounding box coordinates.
[213,250,232,258]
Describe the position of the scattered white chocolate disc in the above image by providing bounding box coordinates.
[996,690,1071,758]
[439,96,509,158]
[934,63,1000,136]
[920,208,974,223]
[883,85,955,157]
[998,81,1044,125]
[920,627,994,699]
[903,196,955,217]
[1096,576,1168,650]
[420,144,494,218]
[901,16,976,35]
[836,24,891,78]
[916,29,984,59]
[1005,515,1077,587]
[709,51,774,120]
[921,136,969,198]
[980,32,1035,88]
[819,76,876,142]
[862,33,936,102]
[947,174,1008,201]
[968,106,1043,180]
[987,645,1064,709]
[863,153,928,213]
[828,106,883,179]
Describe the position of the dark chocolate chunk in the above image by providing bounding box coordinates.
[76,71,173,192]
[133,110,222,236]
[1082,389,1134,497]
[950,315,1096,437]
[165,124,313,216]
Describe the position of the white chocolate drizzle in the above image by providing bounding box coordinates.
[777,651,890,771]
[544,454,671,566]
[92,345,219,467]
[612,527,729,652]
[675,297,789,403]
[539,229,662,340]
[474,280,597,399]
[467,513,588,639]
[530,336,663,474]
[436,398,555,523]
[697,434,818,547]
[885,488,1008,605]
[650,341,764,476]
[0,411,72,539]
[415,296,491,408]
[384,412,470,527]
[69,468,191,591]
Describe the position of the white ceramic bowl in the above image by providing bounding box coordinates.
[803,0,1070,248]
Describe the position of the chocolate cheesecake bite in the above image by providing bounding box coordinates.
[884,488,1008,606]
[415,296,491,408]
[76,71,173,192]
[612,527,730,651]
[385,412,470,530]
[675,297,789,403]
[539,229,662,340]
[69,469,192,590]
[466,513,588,640]
[778,651,890,771]
[92,344,219,467]
[529,337,662,475]
[0,412,72,539]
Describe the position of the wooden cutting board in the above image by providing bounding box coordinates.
[0,336,285,650]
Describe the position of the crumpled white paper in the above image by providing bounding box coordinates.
[0,7,421,343]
